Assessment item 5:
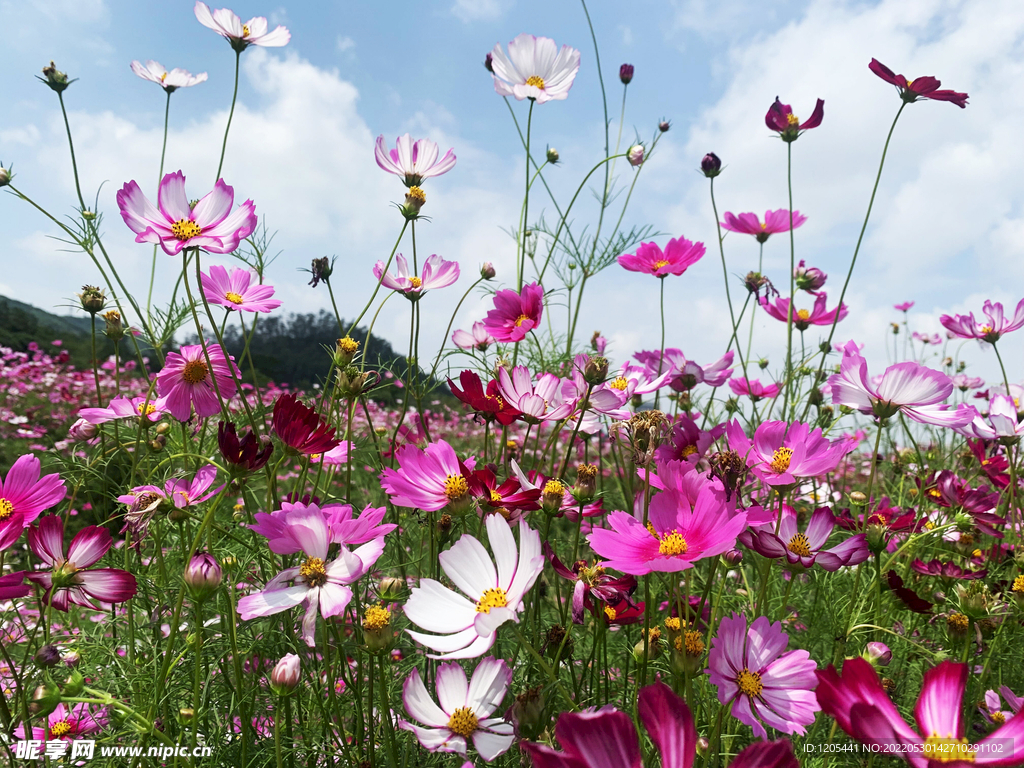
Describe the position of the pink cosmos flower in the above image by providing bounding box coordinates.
[78,395,166,425]
[194,2,290,49]
[828,341,975,428]
[488,34,580,104]
[952,374,986,392]
[157,343,239,422]
[726,419,850,487]
[375,134,456,186]
[0,454,67,552]
[794,260,827,292]
[940,298,1024,343]
[869,59,968,108]
[15,702,105,741]
[729,378,780,401]
[708,613,820,739]
[721,210,807,243]
[656,415,724,465]
[588,484,746,575]
[400,658,514,761]
[117,171,257,256]
[598,362,670,403]
[0,572,30,600]
[404,515,543,659]
[452,321,495,351]
[200,264,281,313]
[26,516,137,611]
[617,237,705,277]
[765,97,824,141]
[635,348,734,389]
[309,441,351,466]
[498,366,576,424]
[981,688,1022,726]
[962,394,1024,441]
[373,253,460,297]
[130,60,207,92]
[759,292,848,331]
[739,506,869,572]
[817,658,1024,765]
[895,301,915,312]
[523,681,799,768]
[380,440,472,512]
[165,464,223,508]
[249,500,394,551]
[483,283,543,343]
[237,504,385,647]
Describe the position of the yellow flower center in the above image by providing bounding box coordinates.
[972,548,982,559]
[444,474,469,500]
[49,720,72,738]
[362,604,391,630]
[242,24,250,37]
[658,530,688,557]
[160,72,168,83]
[665,617,682,632]
[680,444,698,458]
[409,276,423,289]
[514,313,530,327]
[447,706,479,737]
[609,376,629,391]
[682,630,705,657]
[526,75,545,89]
[1012,575,1024,594]
[225,291,244,305]
[737,668,763,697]
[906,79,914,87]
[182,359,209,385]
[947,613,969,632]
[788,532,812,557]
[489,489,502,503]
[786,113,800,126]
[652,259,670,270]
[604,605,617,621]
[992,712,1006,725]
[136,402,157,416]
[924,521,936,531]
[339,336,360,353]
[0,499,14,521]
[796,309,810,321]
[980,325,994,335]
[407,186,426,203]
[299,557,328,588]
[770,447,794,474]
[923,734,974,763]
[475,587,508,614]
[544,479,564,497]
[171,219,202,241]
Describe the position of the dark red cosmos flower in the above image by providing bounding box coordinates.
[218,421,274,472]
[465,463,541,513]
[271,393,340,455]
[968,438,1010,489]
[603,596,645,625]
[910,558,987,581]
[765,97,824,142]
[886,570,933,614]
[868,58,968,108]
[447,370,520,425]
[929,470,1006,537]
[546,544,638,625]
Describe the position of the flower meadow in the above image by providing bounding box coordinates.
[4,4,1024,768]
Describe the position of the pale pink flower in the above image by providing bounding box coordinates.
[130,60,207,92]
[200,264,281,313]
[373,254,460,297]
[375,134,456,186]
[194,2,290,49]
[488,34,580,103]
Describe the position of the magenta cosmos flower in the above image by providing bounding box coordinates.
[722,210,807,243]
[726,419,850,487]
[729,377,780,401]
[765,97,824,141]
[200,264,281,313]
[157,342,239,421]
[817,658,1024,765]
[488,34,580,104]
[708,613,820,739]
[78,394,166,425]
[373,253,460,297]
[895,301,915,312]
[250,500,394,551]
[523,681,798,768]
[380,440,471,512]
[760,292,847,331]
[400,658,514,761]
[829,341,974,428]
[194,2,290,49]
[739,506,869,572]
[0,572,30,600]
[117,171,257,256]
[27,516,137,611]
[497,365,575,424]
[452,321,494,351]
[15,702,105,741]
[130,60,207,92]
[588,484,746,575]
[940,298,1024,343]
[0,453,66,552]
[483,282,543,343]
[375,134,456,187]
[869,59,968,108]
[617,237,705,278]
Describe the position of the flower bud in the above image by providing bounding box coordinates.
[362,604,394,654]
[68,418,98,442]
[39,61,72,93]
[30,683,61,717]
[178,708,195,724]
[850,491,867,504]
[619,63,634,84]
[77,285,106,314]
[946,612,970,637]
[546,147,560,164]
[484,52,494,72]
[102,310,124,341]
[671,629,706,674]
[506,685,546,740]
[541,478,565,514]
[794,260,827,291]
[864,641,892,667]
[632,627,662,663]
[544,624,574,661]
[378,576,408,603]
[402,186,426,218]
[270,653,302,696]
[723,548,743,566]
[583,356,608,385]
[308,256,333,288]
[183,553,222,602]
[334,336,360,367]
[480,262,496,280]
[659,120,671,133]
[700,152,722,178]
[627,144,645,167]
[35,645,62,668]
[61,650,81,668]
[63,669,85,697]
[697,737,710,755]
[337,367,373,399]
[0,164,10,187]
[573,464,598,503]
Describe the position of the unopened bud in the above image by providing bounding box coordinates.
[61,650,81,668]
[583,356,608,385]
[864,641,892,667]
[63,669,85,697]
[0,165,10,187]
[480,262,496,280]
[700,152,722,178]
[183,552,222,602]
[546,147,560,164]
[627,144,645,167]
[723,549,743,566]
[270,654,302,695]
[659,120,671,133]
[573,464,598,503]
[78,285,106,314]
[40,61,72,93]
[35,645,62,668]
[30,683,61,717]
[103,310,124,341]
[619,63,634,84]
[68,418,98,442]
[378,576,407,602]
[850,491,867,504]
[484,52,494,72]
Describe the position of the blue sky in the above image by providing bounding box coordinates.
[2,0,1022,387]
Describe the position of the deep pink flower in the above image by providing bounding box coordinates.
[546,545,636,625]
[373,253,460,297]
[157,343,239,421]
[272,393,340,455]
[940,298,1024,343]
[0,572,30,600]
[895,301,915,312]
[165,464,223,509]
[759,292,847,331]
[200,264,281,313]
[79,394,166,425]
[721,210,807,243]
[483,283,543,343]
[194,2,290,49]
[726,419,850,486]
[452,321,494,351]
[617,237,705,277]
[634,348,734,388]
[488,34,580,104]
[380,440,472,512]
[794,260,827,292]
[739,507,869,571]
[981,688,1022,726]
[708,613,820,739]
[817,658,1024,765]
[250,500,394,554]
[765,97,824,141]
[15,702,105,741]
[117,171,257,256]
[374,134,456,187]
[869,59,968,108]
[26,516,137,611]
[729,378,780,401]
[0,454,67,552]
[910,559,987,581]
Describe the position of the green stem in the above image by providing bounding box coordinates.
[216,51,242,181]
[782,141,796,416]
[147,89,172,322]
[519,100,534,290]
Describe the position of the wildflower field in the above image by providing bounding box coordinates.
[2,3,1024,767]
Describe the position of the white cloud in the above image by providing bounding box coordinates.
[336,35,356,54]
[451,0,511,23]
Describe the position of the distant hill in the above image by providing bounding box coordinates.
[0,294,105,363]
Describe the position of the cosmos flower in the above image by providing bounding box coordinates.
[452,322,495,351]
[194,2,290,49]
[726,420,850,487]
[910,559,987,581]
[165,464,223,509]
[0,454,67,552]
[794,260,827,292]
[130,60,207,92]
[218,421,274,472]
[729,378,780,401]
[200,264,281,313]
[961,394,1024,441]
[951,374,986,392]
[708,613,820,739]
[403,515,543,659]
[249,500,395,553]
[309,441,350,467]
[765,97,824,141]
[940,298,1024,343]
[894,301,915,312]
[157,343,239,422]
[721,210,807,243]
[15,702,105,741]
[980,688,1022,726]
[78,395,166,425]
[117,171,257,256]
[617,237,705,277]
[739,507,869,572]
[483,283,544,343]
[373,253,460,297]
[656,415,724,465]
[0,572,30,600]
[488,34,580,103]
[380,440,472,512]
[759,293,848,331]
[400,658,514,761]
[869,59,968,108]
[497,366,575,424]
[547,546,637,625]
[448,370,521,426]
[272,393,340,455]
[26,516,137,611]
[374,134,456,187]
[599,362,670,401]
[634,348,734,389]
[465,464,541,515]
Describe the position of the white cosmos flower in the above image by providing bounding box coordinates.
[400,657,514,761]
[130,60,208,93]
[489,33,581,104]
[404,515,543,659]
[194,2,290,49]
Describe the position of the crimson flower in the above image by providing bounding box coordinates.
[868,58,968,108]
[765,97,824,141]
[466,463,541,514]
[546,544,637,625]
[272,393,340,455]
[448,370,521,425]
[218,421,274,472]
